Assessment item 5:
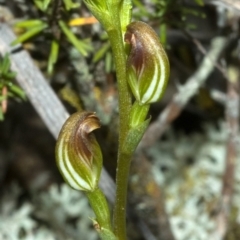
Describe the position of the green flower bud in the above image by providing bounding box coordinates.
[125,21,170,104]
[56,112,102,192]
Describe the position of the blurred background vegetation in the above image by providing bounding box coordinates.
[0,0,240,239]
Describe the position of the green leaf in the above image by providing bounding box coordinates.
[132,0,147,13]
[8,84,26,100]
[11,23,48,45]
[0,55,16,81]
[4,72,16,80]
[122,118,150,154]
[182,7,204,17]
[34,0,52,11]
[48,40,59,74]
[63,0,80,11]
[159,23,167,47]
[0,109,4,121]
[0,95,7,101]
[83,0,108,12]
[58,20,92,56]
[105,52,112,73]
[93,42,110,63]
[194,0,204,6]
[0,54,11,75]
[129,101,149,128]
[119,0,132,32]
[82,0,111,30]
[14,19,44,29]
[5,91,14,98]
[43,0,52,11]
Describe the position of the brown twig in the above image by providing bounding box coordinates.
[183,30,229,80]
[210,66,240,240]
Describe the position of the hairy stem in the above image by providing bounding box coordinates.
[107,11,132,240]
[113,151,132,239]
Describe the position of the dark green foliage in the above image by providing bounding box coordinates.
[0,54,26,120]
[12,0,92,74]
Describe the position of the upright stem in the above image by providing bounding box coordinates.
[113,151,132,239]
[107,30,131,145]
[107,11,132,240]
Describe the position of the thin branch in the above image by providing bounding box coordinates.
[211,89,227,104]
[183,30,229,80]
[210,67,240,240]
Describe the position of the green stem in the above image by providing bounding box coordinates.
[107,31,131,145]
[106,10,132,240]
[86,188,116,240]
[113,151,132,239]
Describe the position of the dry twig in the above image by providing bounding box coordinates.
[210,67,240,240]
